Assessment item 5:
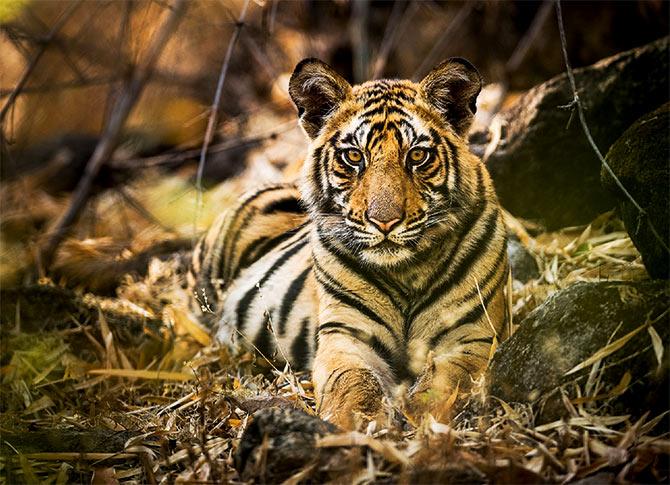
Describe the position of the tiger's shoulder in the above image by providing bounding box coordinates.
[188,183,309,312]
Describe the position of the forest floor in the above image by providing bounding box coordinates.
[1,166,667,483]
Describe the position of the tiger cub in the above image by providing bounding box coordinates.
[189,58,509,428]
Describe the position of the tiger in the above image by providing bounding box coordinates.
[189,57,510,429]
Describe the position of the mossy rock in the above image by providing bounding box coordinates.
[485,37,668,229]
[235,407,344,483]
[487,281,669,423]
[601,103,670,279]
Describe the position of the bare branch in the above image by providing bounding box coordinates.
[194,0,251,235]
[111,120,297,170]
[555,0,669,255]
[506,0,554,74]
[351,0,370,82]
[371,0,415,80]
[41,0,188,268]
[414,2,474,80]
[0,1,83,123]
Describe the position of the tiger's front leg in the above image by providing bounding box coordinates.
[408,286,508,421]
[312,329,395,430]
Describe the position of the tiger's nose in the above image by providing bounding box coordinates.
[367,213,402,234]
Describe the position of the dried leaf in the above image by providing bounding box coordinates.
[647,326,664,370]
[22,394,55,414]
[164,305,212,347]
[317,432,409,465]
[91,467,119,485]
[88,368,194,381]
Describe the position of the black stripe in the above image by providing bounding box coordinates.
[429,250,507,348]
[236,235,269,273]
[363,91,414,108]
[450,360,472,376]
[223,185,290,271]
[290,317,311,370]
[341,132,355,145]
[361,104,411,120]
[314,266,399,343]
[235,222,310,277]
[411,200,486,289]
[397,118,417,140]
[444,137,460,190]
[252,312,274,360]
[409,206,498,320]
[393,125,404,150]
[421,159,442,180]
[415,134,431,144]
[277,267,311,335]
[261,196,305,215]
[365,121,388,149]
[318,321,402,379]
[235,239,309,331]
[311,147,323,207]
[459,336,494,345]
[316,229,407,306]
[429,128,449,187]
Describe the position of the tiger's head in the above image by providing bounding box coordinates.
[289,58,486,268]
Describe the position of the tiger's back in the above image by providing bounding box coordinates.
[190,57,509,428]
[188,184,318,369]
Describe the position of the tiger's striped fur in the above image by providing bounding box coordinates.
[189,58,509,428]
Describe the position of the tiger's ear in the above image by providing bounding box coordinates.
[419,58,482,137]
[289,58,352,139]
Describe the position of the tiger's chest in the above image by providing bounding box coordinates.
[214,231,480,381]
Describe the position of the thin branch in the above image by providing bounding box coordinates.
[194,0,251,235]
[350,0,370,82]
[371,0,414,79]
[0,76,119,98]
[25,5,88,82]
[41,0,188,267]
[0,1,83,123]
[414,1,474,80]
[506,0,554,74]
[111,119,296,170]
[3,23,203,97]
[481,0,555,133]
[555,0,669,255]
[116,186,174,232]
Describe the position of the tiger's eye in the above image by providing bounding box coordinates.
[344,149,363,164]
[409,148,427,164]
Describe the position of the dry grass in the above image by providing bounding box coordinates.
[1,191,667,483]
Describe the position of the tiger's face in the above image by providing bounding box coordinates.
[289,59,483,268]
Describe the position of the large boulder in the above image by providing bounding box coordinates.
[487,281,669,423]
[601,104,670,279]
[484,37,669,230]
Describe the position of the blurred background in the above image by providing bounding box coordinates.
[1,0,668,288]
[1,4,669,482]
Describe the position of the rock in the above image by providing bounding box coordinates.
[235,407,349,483]
[484,37,669,230]
[507,236,540,283]
[487,281,669,423]
[601,103,670,279]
